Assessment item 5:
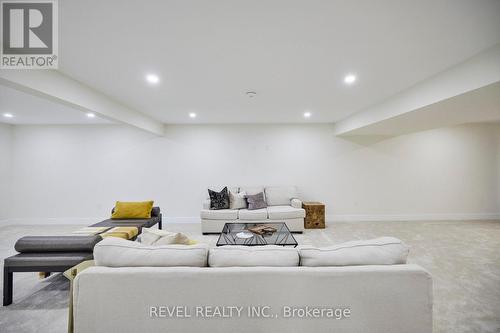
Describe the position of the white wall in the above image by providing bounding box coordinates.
[5,122,500,223]
[497,127,500,207]
[0,123,13,220]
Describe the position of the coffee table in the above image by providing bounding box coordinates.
[216,223,298,247]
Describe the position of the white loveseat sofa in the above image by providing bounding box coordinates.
[200,186,306,234]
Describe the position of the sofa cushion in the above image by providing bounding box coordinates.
[94,237,208,267]
[208,245,299,267]
[200,209,238,220]
[299,237,409,267]
[265,186,298,206]
[238,208,268,220]
[267,206,305,219]
[14,236,102,253]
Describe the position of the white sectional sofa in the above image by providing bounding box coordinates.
[73,237,433,333]
[201,186,305,234]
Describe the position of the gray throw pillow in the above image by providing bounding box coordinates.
[208,187,230,210]
[245,192,267,210]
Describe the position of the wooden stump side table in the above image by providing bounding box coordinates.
[302,201,325,229]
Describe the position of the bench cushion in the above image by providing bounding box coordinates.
[14,236,102,253]
[5,252,94,268]
[91,217,159,230]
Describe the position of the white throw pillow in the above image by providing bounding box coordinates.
[229,191,247,209]
[152,232,178,245]
[139,231,161,245]
[139,228,192,245]
[299,237,409,266]
[155,232,191,245]
[94,237,208,267]
[209,245,299,267]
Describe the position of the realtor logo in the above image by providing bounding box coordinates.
[1,0,58,69]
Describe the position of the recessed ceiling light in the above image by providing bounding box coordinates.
[344,74,357,85]
[303,111,312,119]
[146,74,160,84]
[86,113,96,118]
[246,91,257,98]
[189,112,197,118]
[3,113,14,118]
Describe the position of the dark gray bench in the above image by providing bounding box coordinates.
[3,236,100,306]
[3,206,163,306]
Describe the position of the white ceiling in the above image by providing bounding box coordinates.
[56,0,500,124]
[0,85,112,124]
[342,82,500,136]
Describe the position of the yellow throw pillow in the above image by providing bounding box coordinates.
[111,201,154,219]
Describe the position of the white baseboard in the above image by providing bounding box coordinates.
[0,217,105,226]
[328,213,500,222]
[1,213,499,226]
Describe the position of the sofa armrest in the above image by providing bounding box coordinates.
[203,199,211,210]
[291,198,302,209]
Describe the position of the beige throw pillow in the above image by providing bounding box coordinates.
[139,228,192,245]
[229,191,247,209]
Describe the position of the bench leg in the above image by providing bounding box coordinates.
[3,267,13,306]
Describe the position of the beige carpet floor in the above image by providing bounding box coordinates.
[0,220,499,332]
